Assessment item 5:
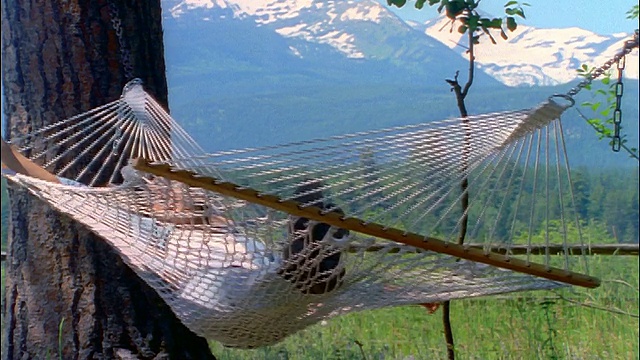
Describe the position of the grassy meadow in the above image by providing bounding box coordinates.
[1,255,637,359]
[208,255,639,360]
[0,230,638,359]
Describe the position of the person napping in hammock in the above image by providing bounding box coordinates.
[1,138,350,297]
[2,138,438,347]
[279,180,349,294]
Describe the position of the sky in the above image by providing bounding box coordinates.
[380,0,639,35]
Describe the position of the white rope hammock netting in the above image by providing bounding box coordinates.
[3,79,598,348]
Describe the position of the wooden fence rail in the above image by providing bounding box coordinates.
[348,243,639,256]
[476,243,639,256]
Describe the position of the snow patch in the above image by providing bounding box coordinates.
[275,23,308,36]
[340,3,385,23]
[169,0,229,18]
[289,46,303,58]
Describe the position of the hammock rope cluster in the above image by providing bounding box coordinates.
[3,77,601,348]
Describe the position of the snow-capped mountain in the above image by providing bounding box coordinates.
[162,0,501,87]
[416,15,639,86]
[160,0,638,167]
[165,0,638,87]
[170,0,371,59]
[167,0,413,59]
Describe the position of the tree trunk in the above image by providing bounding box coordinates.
[1,1,215,359]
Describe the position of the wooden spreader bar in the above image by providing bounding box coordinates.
[133,159,601,289]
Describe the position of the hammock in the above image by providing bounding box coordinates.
[3,79,598,349]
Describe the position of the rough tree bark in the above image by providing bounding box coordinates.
[1,1,215,359]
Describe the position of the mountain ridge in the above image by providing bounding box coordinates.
[165,0,638,87]
[161,0,638,168]
[163,0,504,87]
[418,15,638,86]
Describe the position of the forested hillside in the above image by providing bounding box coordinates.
[167,80,639,169]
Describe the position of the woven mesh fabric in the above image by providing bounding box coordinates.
[7,172,565,348]
[2,80,592,348]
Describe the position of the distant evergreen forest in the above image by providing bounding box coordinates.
[1,164,638,251]
[167,79,639,169]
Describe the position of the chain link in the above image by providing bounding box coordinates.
[565,30,639,98]
[108,1,134,80]
[611,53,626,152]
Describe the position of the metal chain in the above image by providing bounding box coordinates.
[107,1,134,80]
[611,54,625,152]
[565,29,639,98]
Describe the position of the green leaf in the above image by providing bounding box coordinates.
[504,1,518,6]
[445,1,466,19]
[387,0,407,7]
[518,9,526,19]
[458,25,468,34]
[467,14,478,31]
[626,4,639,19]
[490,18,503,28]
[465,0,477,10]
[505,6,526,18]
[506,16,517,31]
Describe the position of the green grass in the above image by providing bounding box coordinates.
[210,256,639,359]
[0,252,637,359]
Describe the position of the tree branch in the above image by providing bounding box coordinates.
[445,71,468,118]
[461,29,475,98]
[442,302,455,359]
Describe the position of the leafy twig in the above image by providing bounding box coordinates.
[574,107,639,161]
